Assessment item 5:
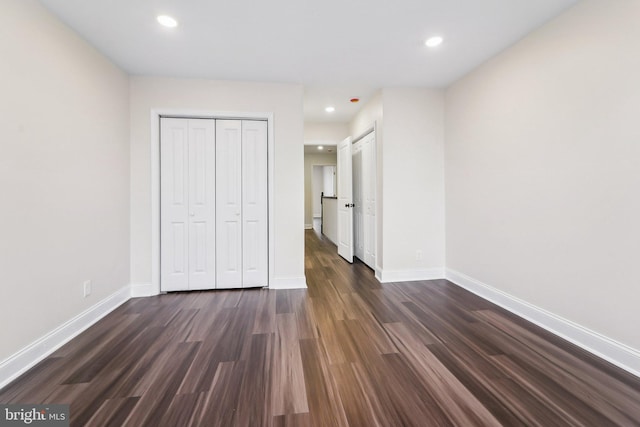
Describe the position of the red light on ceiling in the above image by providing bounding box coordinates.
[350,98,360,103]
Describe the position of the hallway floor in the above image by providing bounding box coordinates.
[1,230,639,426]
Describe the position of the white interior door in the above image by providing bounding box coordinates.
[241,120,268,287]
[216,120,243,289]
[161,118,216,291]
[337,136,354,262]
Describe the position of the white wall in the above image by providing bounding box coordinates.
[129,77,305,289]
[304,153,337,227]
[304,122,349,146]
[0,0,130,361]
[380,88,446,280]
[312,166,323,218]
[446,0,640,355]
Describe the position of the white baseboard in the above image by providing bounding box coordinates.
[304,224,313,230]
[270,276,308,289]
[445,268,640,378]
[131,283,158,298]
[0,285,131,390]
[378,267,445,283]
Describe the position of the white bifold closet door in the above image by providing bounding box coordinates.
[352,131,376,269]
[353,142,365,261]
[160,118,216,291]
[361,132,376,269]
[161,118,267,291]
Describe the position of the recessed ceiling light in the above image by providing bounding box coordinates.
[325,106,335,113]
[425,36,443,48]
[318,146,324,150]
[157,15,178,28]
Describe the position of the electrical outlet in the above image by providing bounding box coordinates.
[416,250,423,261]
[83,280,92,298]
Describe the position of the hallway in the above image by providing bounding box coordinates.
[0,230,639,426]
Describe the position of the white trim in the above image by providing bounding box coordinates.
[375,266,383,282]
[378,268,445,283]
[352,127,375,144]
[270,276,307,289]
[446,268,640,378]
[304,224,313,230]
[151,109,275,294]
[0,286,131,390]
[131,283,156,298]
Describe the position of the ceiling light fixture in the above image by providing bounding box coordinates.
[325,106,335,113]
[318,146,324,150]
[157,15,178,28]
[425,36,443,48]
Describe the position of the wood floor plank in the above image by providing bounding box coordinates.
[1,229,639,426]
[271,313,309,416]
[235,333,273,427]
[85,396,141,427]
[121,341,200,426]
[299,338,349,427]
[194,361,246,427]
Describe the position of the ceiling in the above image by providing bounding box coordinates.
[38,0,578,123]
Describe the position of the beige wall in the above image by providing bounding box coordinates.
[304,153,337,227]
[349,89,446,279]
[129,77,305,287]
[382,88,445,277]
[445,0,640,351]
[0,0,130,361]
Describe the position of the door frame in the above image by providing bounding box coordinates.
[150,109,275,294]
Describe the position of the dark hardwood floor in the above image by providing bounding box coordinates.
[2,230,640,426]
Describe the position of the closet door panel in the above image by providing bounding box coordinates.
[188,119,216,290]
[242,120,268,287]
[363,133,376,268]
[160,118,190,291]
[216,120,243,289]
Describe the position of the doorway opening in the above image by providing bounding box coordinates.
[312,165,336,234]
